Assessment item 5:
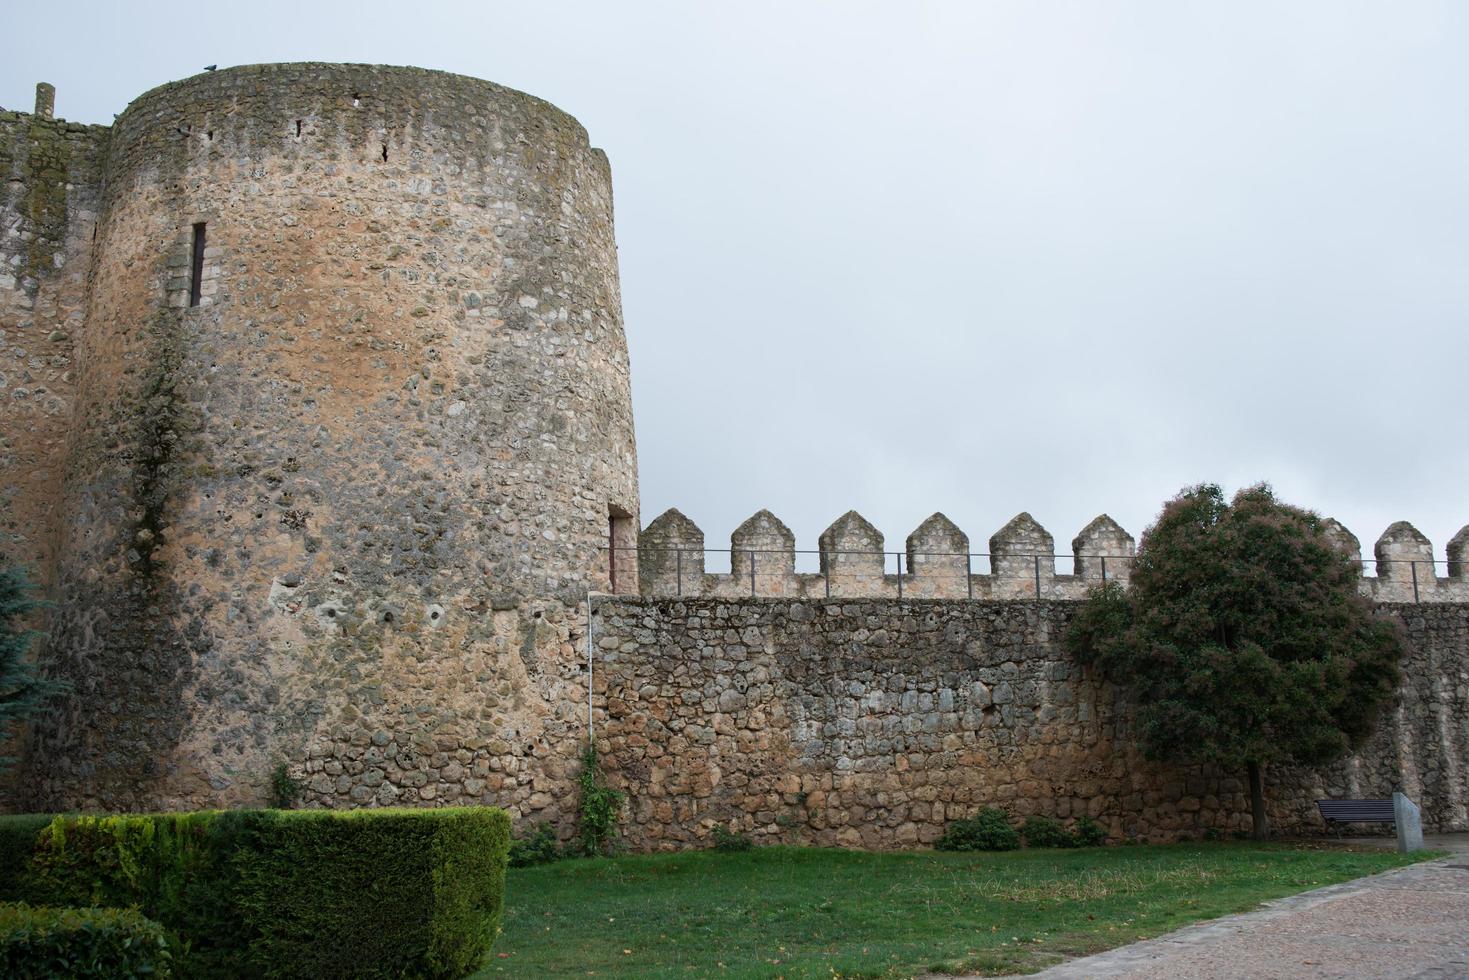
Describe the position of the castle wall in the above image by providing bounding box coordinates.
[591,598,1469,849]
[0,104,108,583]
[3,64,1465,853]
[640,508,1469,603]
[16,64,637,813]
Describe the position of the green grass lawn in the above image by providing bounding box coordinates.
[480,842,1429,979]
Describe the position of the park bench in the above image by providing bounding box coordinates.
[1316,798,1396,835]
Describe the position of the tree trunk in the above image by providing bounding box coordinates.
[1247,760,1269,840]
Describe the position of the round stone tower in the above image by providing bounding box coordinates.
[28,64,638,814]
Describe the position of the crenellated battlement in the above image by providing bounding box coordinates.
[636,508,1469,602]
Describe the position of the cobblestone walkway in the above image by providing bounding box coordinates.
[996,844,1469,980]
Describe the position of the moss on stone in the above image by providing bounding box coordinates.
[21,117,72,283]
[129,312,188,576]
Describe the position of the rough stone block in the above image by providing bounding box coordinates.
[819,510,886,596]
[906,512,970,598]
[1394,791,1424,852]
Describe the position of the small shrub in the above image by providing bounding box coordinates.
[0,902,172,978]
[266,762,302,809]
[575,741,624,857]
[509,822,564,868]
[710,824,753,853]
[935,808,1019,852]
[1020,815,1075,849]
[1073,815,1108,847]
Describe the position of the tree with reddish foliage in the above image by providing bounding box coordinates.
[1065,484,1404,839]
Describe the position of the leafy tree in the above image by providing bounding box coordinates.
[1066,484,1404,839]
[0,564,59,770]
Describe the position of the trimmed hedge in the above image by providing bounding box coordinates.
[235,808,510,979]
[8,806,510,979]
[0,903,171,978]
[28,811,245,976]
[0,814,55,902]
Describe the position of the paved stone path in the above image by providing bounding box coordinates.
[988,841,1469,980]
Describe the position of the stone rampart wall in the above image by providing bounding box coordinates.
[639,508,1469,603]
[0,106,109,583]
[591,597,1469,850]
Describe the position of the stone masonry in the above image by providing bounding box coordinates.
[0,100,109,586]
[592,598,1469,850]
[1,64,1466,851]
[2,65,635,816]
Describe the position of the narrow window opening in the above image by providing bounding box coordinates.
[206,130,213,141]
[380,143,389,163]
[608,516,616,592]
[352,93,362,107]
[188,222,207,307]
[608,505,636,594]
[295,119,302,137]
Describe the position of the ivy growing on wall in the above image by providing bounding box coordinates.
[575,740,624,857]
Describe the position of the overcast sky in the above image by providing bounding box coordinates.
[7,1,1466,572]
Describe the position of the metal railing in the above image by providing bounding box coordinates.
[606,545,1135,599]
[601,546,1466,604]
[1365,558,1462,603]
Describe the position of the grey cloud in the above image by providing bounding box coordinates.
[7,0,1465,568]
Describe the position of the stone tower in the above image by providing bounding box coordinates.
[2,64,638,814]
